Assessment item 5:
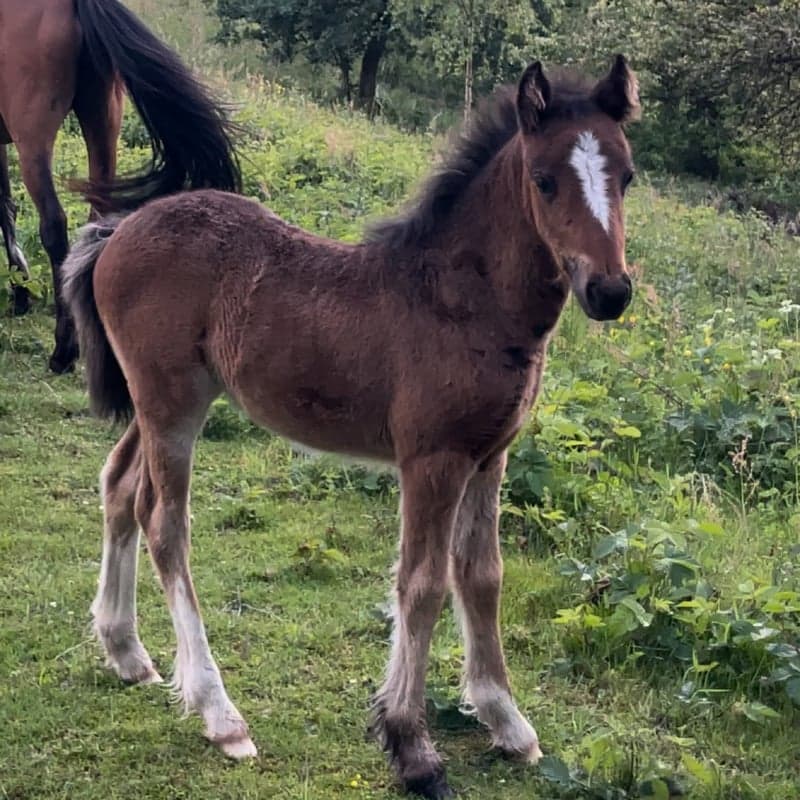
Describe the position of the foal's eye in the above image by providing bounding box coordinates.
[621,170,635,195]
[533,173,556,198]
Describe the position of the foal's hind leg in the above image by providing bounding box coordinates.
[450,452,540,761]
[0,145,30,315]
[372,453,473,799]
[134,386,255,760]
[93,420,162,684]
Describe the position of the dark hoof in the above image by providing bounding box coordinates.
[11,285,31,316]
[49,351,77,374]
[405,768,455,799]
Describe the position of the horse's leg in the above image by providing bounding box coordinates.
[0,144,30,315]
[74,76,124,219]
[372,452,473,799]
[16,139,75,373]
[449,452,541,761]
[92,420,162,684]
[134,383,255,760]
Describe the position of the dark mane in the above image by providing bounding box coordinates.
[365,71,600,251]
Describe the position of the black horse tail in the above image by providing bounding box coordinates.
[74,0,241,212]
[62,216,132,422]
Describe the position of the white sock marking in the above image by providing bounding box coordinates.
[569,131,611,233]
[169,578,253,752]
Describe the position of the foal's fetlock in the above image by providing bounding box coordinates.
[94,620,162,684]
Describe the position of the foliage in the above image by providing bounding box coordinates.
[555,523,800,707]
[205,0,800,208]
[212,0,392,106]
[391,0,545,120]
[549,0,800,207]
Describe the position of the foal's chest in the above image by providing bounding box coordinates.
[442,342,547,462]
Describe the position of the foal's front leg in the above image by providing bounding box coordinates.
[450,452,541,761]
[372,453,473,799]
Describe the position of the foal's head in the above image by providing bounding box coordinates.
[517,55,639,321]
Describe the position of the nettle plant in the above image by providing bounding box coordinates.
[553,521,800,713]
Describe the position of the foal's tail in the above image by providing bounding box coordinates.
[62,217,132,422]
[74,0,241,212]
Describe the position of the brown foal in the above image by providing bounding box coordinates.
[63,56,639,798]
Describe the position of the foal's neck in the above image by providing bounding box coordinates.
[441,137,568,340]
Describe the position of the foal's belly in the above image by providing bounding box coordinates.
[228,369,395,463]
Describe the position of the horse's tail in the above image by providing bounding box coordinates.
[73,0,241,212]
[62,217,132,422]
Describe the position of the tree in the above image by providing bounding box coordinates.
[213,0,391,110]
[550,0,800,177]
[392,0,548,121]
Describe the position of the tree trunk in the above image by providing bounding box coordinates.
[463,10,475,124]
[464,50,473,124]
[338,54,353,106]
[357,33,387,118]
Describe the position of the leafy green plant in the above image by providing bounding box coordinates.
[553,522,800,711]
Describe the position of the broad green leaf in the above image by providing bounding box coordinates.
[620,596,653,627]
[613,424,642,438]
[786,677,800,706]
[681,754,716,787]
[538,755,572,785]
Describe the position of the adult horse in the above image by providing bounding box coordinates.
[0,0,240,373]
[63,56,639,798]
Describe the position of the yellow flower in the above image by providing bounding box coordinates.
[683,348,692,357]
[703,358,711,364]
[628,314,638,324]
[723,362,732,371]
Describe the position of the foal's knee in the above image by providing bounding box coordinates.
[451,554,502,601]
[396,558,450,619]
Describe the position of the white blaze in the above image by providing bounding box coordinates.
[569,131,611,234]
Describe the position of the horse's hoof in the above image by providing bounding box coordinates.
[11,285,31,316]
[217,734,258,760]
[49,352,77,374]
[405,768,455,799]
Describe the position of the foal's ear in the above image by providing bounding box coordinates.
[517,61,551,134]
[592,54,641,123]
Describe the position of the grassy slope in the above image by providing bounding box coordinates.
[1,4,799,799]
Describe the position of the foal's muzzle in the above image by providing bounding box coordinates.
[584,274,632,321]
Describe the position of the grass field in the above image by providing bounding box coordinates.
[1,48,799,800]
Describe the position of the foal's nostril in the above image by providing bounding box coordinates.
[586,278,601,309]
[585,276,632,320]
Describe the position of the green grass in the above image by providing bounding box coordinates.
[2,75,800,799]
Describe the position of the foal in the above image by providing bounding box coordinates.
[63,56,639,798]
